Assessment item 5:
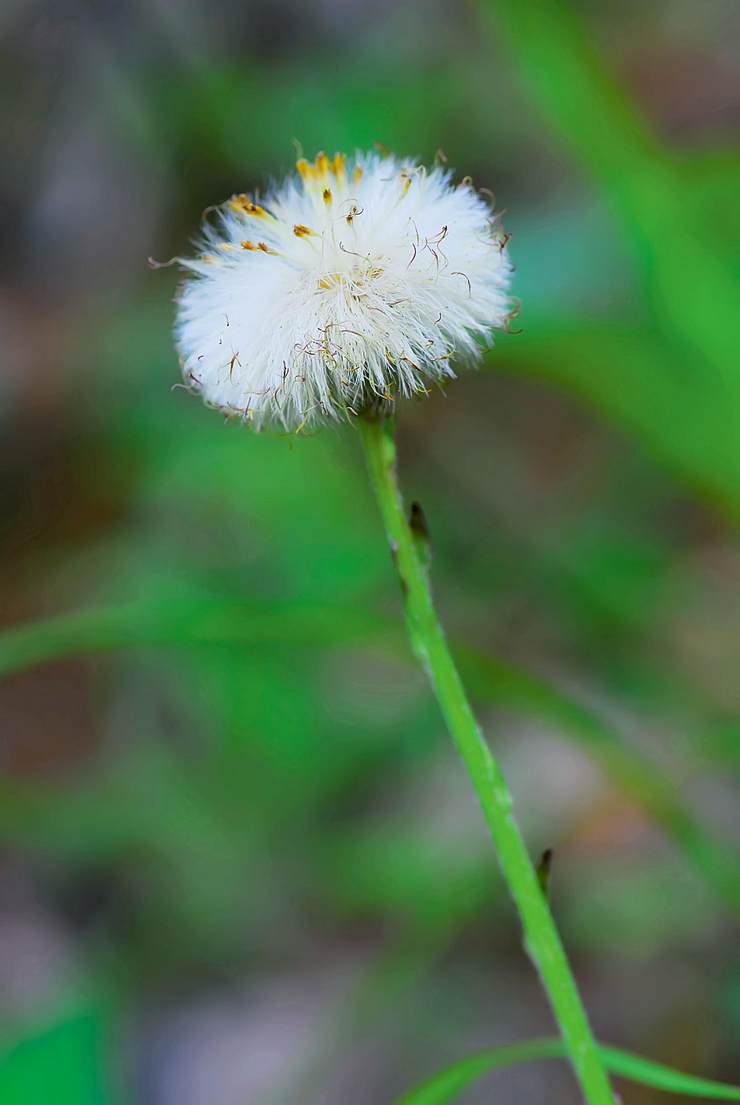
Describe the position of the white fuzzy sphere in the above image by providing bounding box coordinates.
[174,151,513,431]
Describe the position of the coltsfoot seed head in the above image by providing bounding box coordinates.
[174,150,513,431]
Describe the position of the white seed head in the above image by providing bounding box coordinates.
[174,150,513,431]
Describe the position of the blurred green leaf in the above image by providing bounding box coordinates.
[492,323,740,519]
[481,0,740,517]
[0,1007,113,1105]
[0,595,737,913]
[0,595,392,679]
[395,1036,740,1104]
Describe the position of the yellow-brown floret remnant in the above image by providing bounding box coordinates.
[229,194,267,217]
[296,151,350,193]
[240,240,275,253]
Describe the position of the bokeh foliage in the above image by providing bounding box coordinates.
[0,0,738,1101]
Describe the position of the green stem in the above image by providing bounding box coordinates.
[357,412,613,1105]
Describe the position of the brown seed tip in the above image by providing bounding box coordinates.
[409,500,430,542]
[536,848,554,896]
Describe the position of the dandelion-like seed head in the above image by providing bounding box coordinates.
[174,150,513,431]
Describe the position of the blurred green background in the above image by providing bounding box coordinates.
[1,0,739,1102]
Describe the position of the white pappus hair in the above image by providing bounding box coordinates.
[174,150,513,431]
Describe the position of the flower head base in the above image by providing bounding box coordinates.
[174,150,513,431]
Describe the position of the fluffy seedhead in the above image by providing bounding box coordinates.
[174,150,513,431]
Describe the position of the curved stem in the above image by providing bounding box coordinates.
[357,412,613,1105]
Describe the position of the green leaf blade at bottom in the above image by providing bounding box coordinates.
[396,1038,740,1105]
